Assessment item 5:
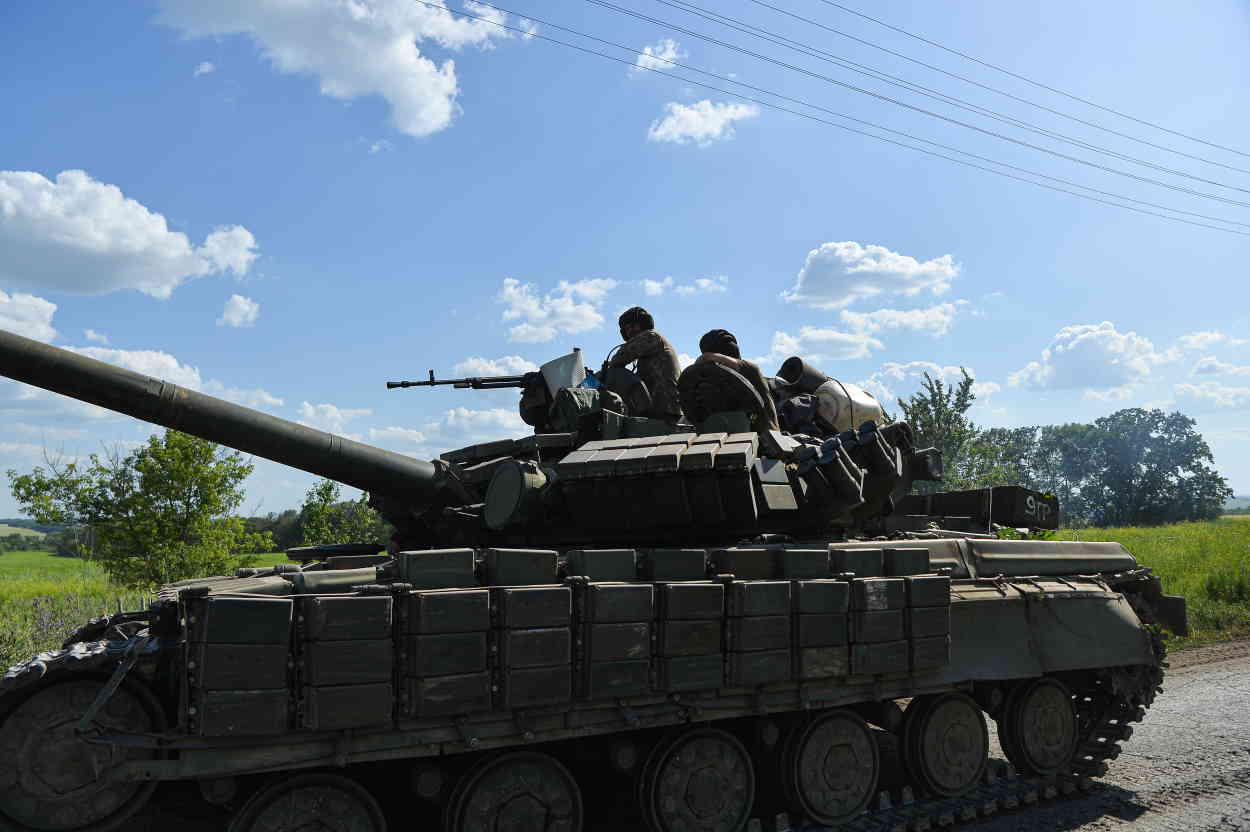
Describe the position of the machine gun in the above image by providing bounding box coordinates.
[386,370,542,390]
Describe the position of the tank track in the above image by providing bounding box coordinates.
[0,638,150,703]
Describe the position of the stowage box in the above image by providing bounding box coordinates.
[406,589,490,634]
[851,578,906,611]
[190,597,293,644]
[492,586,571,629]
[303,596,392,641]
[795,580,850,614]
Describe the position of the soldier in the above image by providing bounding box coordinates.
[601,306,683,422]
[694,329,781,431]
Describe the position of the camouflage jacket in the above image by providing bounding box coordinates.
[607,329,683,420]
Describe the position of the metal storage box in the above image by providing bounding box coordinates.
[189,596,292,644]
[851,578,906,611]
[302,640,393,686]
[851,610,905,644]
[905,607,950,638]
[583,622,650,662]
[796,646,849,679]
[407,632,488,676]
[829,548,884,578]
[797,614,848,647]
[582,582,653,623]
[727,616,790,652]
[657,582,723,620]
[905,575,951,608]
[795,580,850,614]
[711,547,774,579]
[775,547,829,579]
[498,665,571,709]
[492,586,571,629]
[883,547,930,576]
[657,620,721,656]
[566,549,637,581]
[407,672,491,718]
[397,549,477,589]
[482,548,559,586]
[190,643,287,691]
[580,659,650,700]
[657,655,723,692]
[303,596,392,641]
[641,549,707,580]
[406,589,491,634]
[192,689,289,737]
[726,581,790,617]
[850,640,909,675]
[302,683,392,730]
[728,650,791,687]
[910,635,951,670]
[499,628,572,669]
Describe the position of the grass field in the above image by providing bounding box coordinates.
[0,524,48,537]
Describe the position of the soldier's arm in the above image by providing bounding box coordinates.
[607,331,661,368]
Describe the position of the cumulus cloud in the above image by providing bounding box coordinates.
[12,423,88,441]
[633,38,685,73]
[857,361,975,403]
[369,406,529,458]
[675,276,728,296]
[1175,381,1250,410]
[840,301,968,337]
[0,170,258,299]
[497,277,617,343]
[1177,330,1247,350]
[0,290,57,342]
[83,329,109,344]
[368,426,427,445]
[642,276,673,296]
[297,401,371,435]
[753,327,884,368]
[453,355,540,376]
[217,294,261,328]
[647,100,759,147]
[1008,322,1172,394]
[1192,356,1250,377]
[193,61,216,77]
[782,241,959,310]
[156,0,524,138]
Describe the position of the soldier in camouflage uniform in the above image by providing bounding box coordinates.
[695,329,781,431]
[601,306,683,422]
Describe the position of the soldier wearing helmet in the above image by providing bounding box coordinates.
[601,306,683,422]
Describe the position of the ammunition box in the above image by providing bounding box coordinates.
[641,549,707,581]
[829,548,884,578]
[657,620,722,657]
[582,582,654,623]
[192,689,289,737]
[795,580,850,614]
[851,610,905,643]
[190,643,287,691]
[905,607,950,639]
[580,659,651,700]
[657,655,723,692]
[302,683,392,730]
[679,441,719,473]
[498,627,572,669]
[905,575,951,608]
[324,554,390,571]
[726,581,791,617]
[883,547,930,576]
[189,596,293,645]
[583,622,651,662]
[482,548,559,586]
[565,549,637,582]
[851,578,906,611]
[715,441,757,471]
[775,548,830,579]
[797,614,848,647]
[397,549,477,589]
[850,640,909,676]
[719,471,759,524]
[407,632,488,677]
[910,635,951,670]
[498,665,571,709]
[614,445,654,476]
[796,646,850,679]
[302,596,392,641]
[727,616,790,652]
[492,586,571,629]
[406,589,491,634]
[302,639,393,686]
[710,547,775,579]
[657,582,724,620]
[727,649,791,687]
[407,672,491,718]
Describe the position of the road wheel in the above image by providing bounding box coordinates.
[638,727,755,832]
[228,773,386,832]
[998,677,1078,776]
[902,692,988,798]
[0,679,162,831]
[443,751,582,832]
[779,709,879,826]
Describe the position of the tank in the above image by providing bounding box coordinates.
[0,328,1188,832]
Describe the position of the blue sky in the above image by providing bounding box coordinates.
[1,0,1248,517]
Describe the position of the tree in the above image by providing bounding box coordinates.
[7,431,272,588]
[297,479,390,547]
[896,369,981,493]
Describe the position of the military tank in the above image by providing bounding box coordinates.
[0,328,1187,832]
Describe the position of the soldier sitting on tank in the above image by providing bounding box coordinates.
[599,306,683,423]
[690,329,780,431]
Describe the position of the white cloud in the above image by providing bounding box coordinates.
[202,381,285,410]
[677,352,695,370]
[217,294,261,328]
[297,401,371,435]
[857,361,974,403]
[368,139,393,154]
[73,346,203,388]
[1174,382,1250,410]
[972,381,1001,397]
[647,100,759,147]
[840,301,968,337]
[1008,322,1172,394]
[675,275,728,296]
[368,426,427,445]
[782,241,959,310]
[156,0,524,138]
[1177,331,1247,350]
[12,423,88,441]
[0,290,57,342]
[453,355,539,376]
[193,61,216,77]
[497,277,617,343]
[642,276,673,296]
[754,327,884,368]
[632,38,685,74]
[1192,356,1250,377]
[0,170,258,299]
[83,329,109,344]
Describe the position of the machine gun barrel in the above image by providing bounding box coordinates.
[387,370,536,390]
[0,328,446,503]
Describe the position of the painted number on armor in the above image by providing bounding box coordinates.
[1024,495,1052,524]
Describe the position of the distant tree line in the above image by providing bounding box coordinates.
[0,533,52,552]
[899,371,1233,527]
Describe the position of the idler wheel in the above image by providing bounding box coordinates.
[998,677,1078,776]
[228,773,386,832]
[638,727,755,832]
[0,679,163,832]
[779,709,879,825]
[902,692,988,798]
[443,751,582,832]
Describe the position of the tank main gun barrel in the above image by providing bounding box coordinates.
[0,329,446,503]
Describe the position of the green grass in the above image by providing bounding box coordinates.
[0,524,48,538]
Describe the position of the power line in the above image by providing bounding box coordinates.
[582,0,1250,205]
[409,0,1250,236]
[672,0,1250,178]
[811,0,1250,160]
